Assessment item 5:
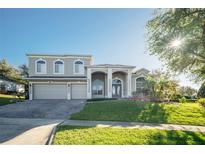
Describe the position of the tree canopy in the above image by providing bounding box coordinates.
[146,9,205,81]
[0,59,28,84]
[178,86,197,97]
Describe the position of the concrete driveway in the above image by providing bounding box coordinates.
[0,100,86,144]
[0,99,86,119]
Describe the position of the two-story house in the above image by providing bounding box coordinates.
[26,54,149,100]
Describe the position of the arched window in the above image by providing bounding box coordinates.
[112,79,122,84]
[74,60,84,74]
[36,59,46,74]
[54,60,64,74]
[136,77,145,91]
[92,79,104,95]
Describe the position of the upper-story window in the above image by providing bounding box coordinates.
[35,59,46,74]
[74,60,84,74]
[54,60,64,74]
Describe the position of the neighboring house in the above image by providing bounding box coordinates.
[0,78,25,93]
[25,54,149,100]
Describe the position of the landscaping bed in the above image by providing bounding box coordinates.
[52,125,205,145]
[71,100,205,126]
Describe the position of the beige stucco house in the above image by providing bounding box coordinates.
[26,54,149,100]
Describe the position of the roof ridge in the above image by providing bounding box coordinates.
[26,53,92,57]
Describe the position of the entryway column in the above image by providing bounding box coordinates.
[29,82,33,100]
[87,68,92,99]
[107,68,112,98]
[127,69,132,97]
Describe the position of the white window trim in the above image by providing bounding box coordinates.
[53,59,64,75]
[112,77,123,97]
[135,75,145,92]
[73,59,85,75]
[35,58,47,74]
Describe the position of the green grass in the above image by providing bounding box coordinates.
[0,93,24,106]
[52,125,205,145]
[71,100,205,126]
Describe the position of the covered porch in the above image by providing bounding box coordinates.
[86,64,135,99]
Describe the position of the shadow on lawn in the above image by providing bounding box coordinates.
[133,102,169,124]
[148,130,205,145]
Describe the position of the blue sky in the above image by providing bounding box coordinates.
[0,8,199,89]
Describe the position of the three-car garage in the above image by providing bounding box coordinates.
[32,82,87,100]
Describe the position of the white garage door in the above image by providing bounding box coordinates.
[33,83,67,99]
[71,84,87,99]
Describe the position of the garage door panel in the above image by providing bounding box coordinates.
[33,84,67,99]
[72,84,87,99]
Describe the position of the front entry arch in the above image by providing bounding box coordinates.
[112,78,123,98]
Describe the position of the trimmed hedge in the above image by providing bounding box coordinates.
[87,98,117,102]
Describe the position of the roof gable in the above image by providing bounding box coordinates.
[134,68,150,76]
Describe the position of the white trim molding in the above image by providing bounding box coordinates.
[53,59,64,75]
[24,77,87,81]
[29,82,33,100]
[35,58,47,74]
[73,59,85,75]
[107,68,112,98]
[127,69,132,97]
[67,83,71,100]
[87,68,92,99]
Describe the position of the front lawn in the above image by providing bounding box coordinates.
[0,93,24,106]
[53,125,205,145]
[71,100,205,126]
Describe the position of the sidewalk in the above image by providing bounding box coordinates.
[0,118,63,145]
[62,120,205,132]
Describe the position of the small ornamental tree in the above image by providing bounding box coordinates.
[198,82,205,98]
[145,70,179,102]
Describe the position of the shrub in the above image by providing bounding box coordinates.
[197,98,205,107]
[186,99,197,103]
[179,97,186,103]
[87,98,117,102]
[198,83,205,98]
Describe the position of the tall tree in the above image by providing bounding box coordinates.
[0,59,11,78]
[179,86,197,97]
[0,59,21,81]
[146,9,205,81]
[18,64,29,78]
[198,82,205,98]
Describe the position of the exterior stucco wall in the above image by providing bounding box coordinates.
[28,56,91,77]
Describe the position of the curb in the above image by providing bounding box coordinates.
[46,122,63,145]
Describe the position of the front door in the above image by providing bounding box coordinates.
[112,84,122,98]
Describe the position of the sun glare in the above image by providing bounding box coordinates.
[170,38,183,48]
